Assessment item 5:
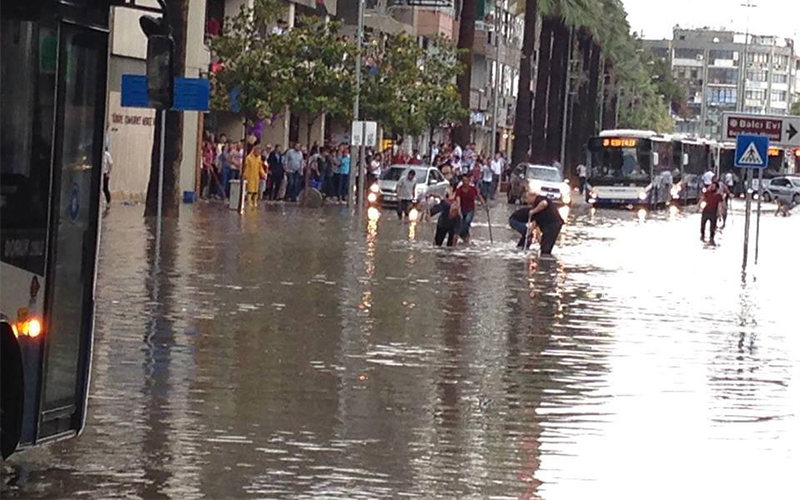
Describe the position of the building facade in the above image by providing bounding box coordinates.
[644,28,797,139]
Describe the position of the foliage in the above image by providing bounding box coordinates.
[208,0,289,120]
[276,16,355,129]
[790,101,800,116]
[361,33,466,138]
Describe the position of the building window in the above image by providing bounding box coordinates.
[747,53,769,64]
[746,69,768,82]
[770,90,787,102]
[706,87,737,104]
[772,73,788,84]
[675,48,703,59]
[745,106,762,113]
[745,89,765,100]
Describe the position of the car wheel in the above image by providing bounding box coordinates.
[762,191,771,202]
[793,193,800,205]
[507,190,515,204]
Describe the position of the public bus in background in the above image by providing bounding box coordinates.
[585,130,675,207]
[719,143,795,195]
[670,137,717,204]
[1,0,164,459]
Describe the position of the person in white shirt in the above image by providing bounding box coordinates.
[490,152,504,200]
[702,168,714,186]
[453,144,463,160]
[576,163,588,194]
[480,159,494,200]
[102,148,113,204]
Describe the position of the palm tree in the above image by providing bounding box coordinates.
[511,0,540,167]
[544,19,571,162]
[529,17,554,163]
[452,0,478,147]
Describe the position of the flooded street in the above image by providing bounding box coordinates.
[3,200,799,499]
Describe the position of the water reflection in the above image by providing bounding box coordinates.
[2,201,798,499]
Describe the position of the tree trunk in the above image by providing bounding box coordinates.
[544,19,569,163]
[511,0,538,168]
[584,41,602,145]
[566,29,591,177]
[452,0,478,147]
[145,0,188,218]
[530,17,554,164]
[601,58,617,130]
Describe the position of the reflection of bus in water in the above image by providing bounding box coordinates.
[586,130,675,207]
[1,0,116,459]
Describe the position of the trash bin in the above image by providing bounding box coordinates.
[228,179,247,211]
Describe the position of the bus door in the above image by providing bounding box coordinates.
[37,21,108,442]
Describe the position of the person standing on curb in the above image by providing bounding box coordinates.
[102,146,113,205]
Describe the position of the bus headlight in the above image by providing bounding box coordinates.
[408,208,419,222]
[638,190,648,201]
[369,183,380,194]
[15,317,42,338]
[367,206,381,220]
[367,192,378,203]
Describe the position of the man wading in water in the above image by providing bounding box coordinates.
[508,190,564,256]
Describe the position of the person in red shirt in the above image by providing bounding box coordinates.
[455,173,485,244]
[701,178,723,245]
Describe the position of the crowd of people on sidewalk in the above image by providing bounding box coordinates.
[201,134,359,204]
[200,133,510,207]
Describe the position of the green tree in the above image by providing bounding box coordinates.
[276,16,354,144]
[361,33,465,141]
[208,0,289,121]
[790,101,800,116]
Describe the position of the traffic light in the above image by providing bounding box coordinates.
[139,15,174,109]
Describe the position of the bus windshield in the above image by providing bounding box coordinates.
[590,147,650,181]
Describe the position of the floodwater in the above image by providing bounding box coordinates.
[3,199,799,499]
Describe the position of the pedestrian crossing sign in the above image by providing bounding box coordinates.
[734,134,769,169]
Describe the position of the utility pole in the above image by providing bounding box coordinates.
[738,1,757,113]
[489,1,502,161]
[348,0,365,209]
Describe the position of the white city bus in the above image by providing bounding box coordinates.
[0,0,158,459]
[585,130,675,208]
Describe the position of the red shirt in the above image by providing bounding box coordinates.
[703,188,723,213]
[456,184,479,213]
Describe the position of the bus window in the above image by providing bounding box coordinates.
[0,20,57,276]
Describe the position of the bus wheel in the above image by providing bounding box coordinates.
[1,322,24,460]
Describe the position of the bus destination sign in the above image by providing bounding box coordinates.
[602,138,637,148]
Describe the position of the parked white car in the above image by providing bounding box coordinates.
[372,165,450,206]
[762,176,800,205]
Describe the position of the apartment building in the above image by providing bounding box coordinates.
[644,27,796,139]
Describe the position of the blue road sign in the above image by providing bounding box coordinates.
[121,75,149,108]
[122,75,210,111]
[734,134,769,169]
[173,77,210,111]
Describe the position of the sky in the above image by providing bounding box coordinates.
[622,0,799,46]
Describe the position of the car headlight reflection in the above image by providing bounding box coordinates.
[367,192,378,203]
[369,183,380,194]
[638,190,648,201]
